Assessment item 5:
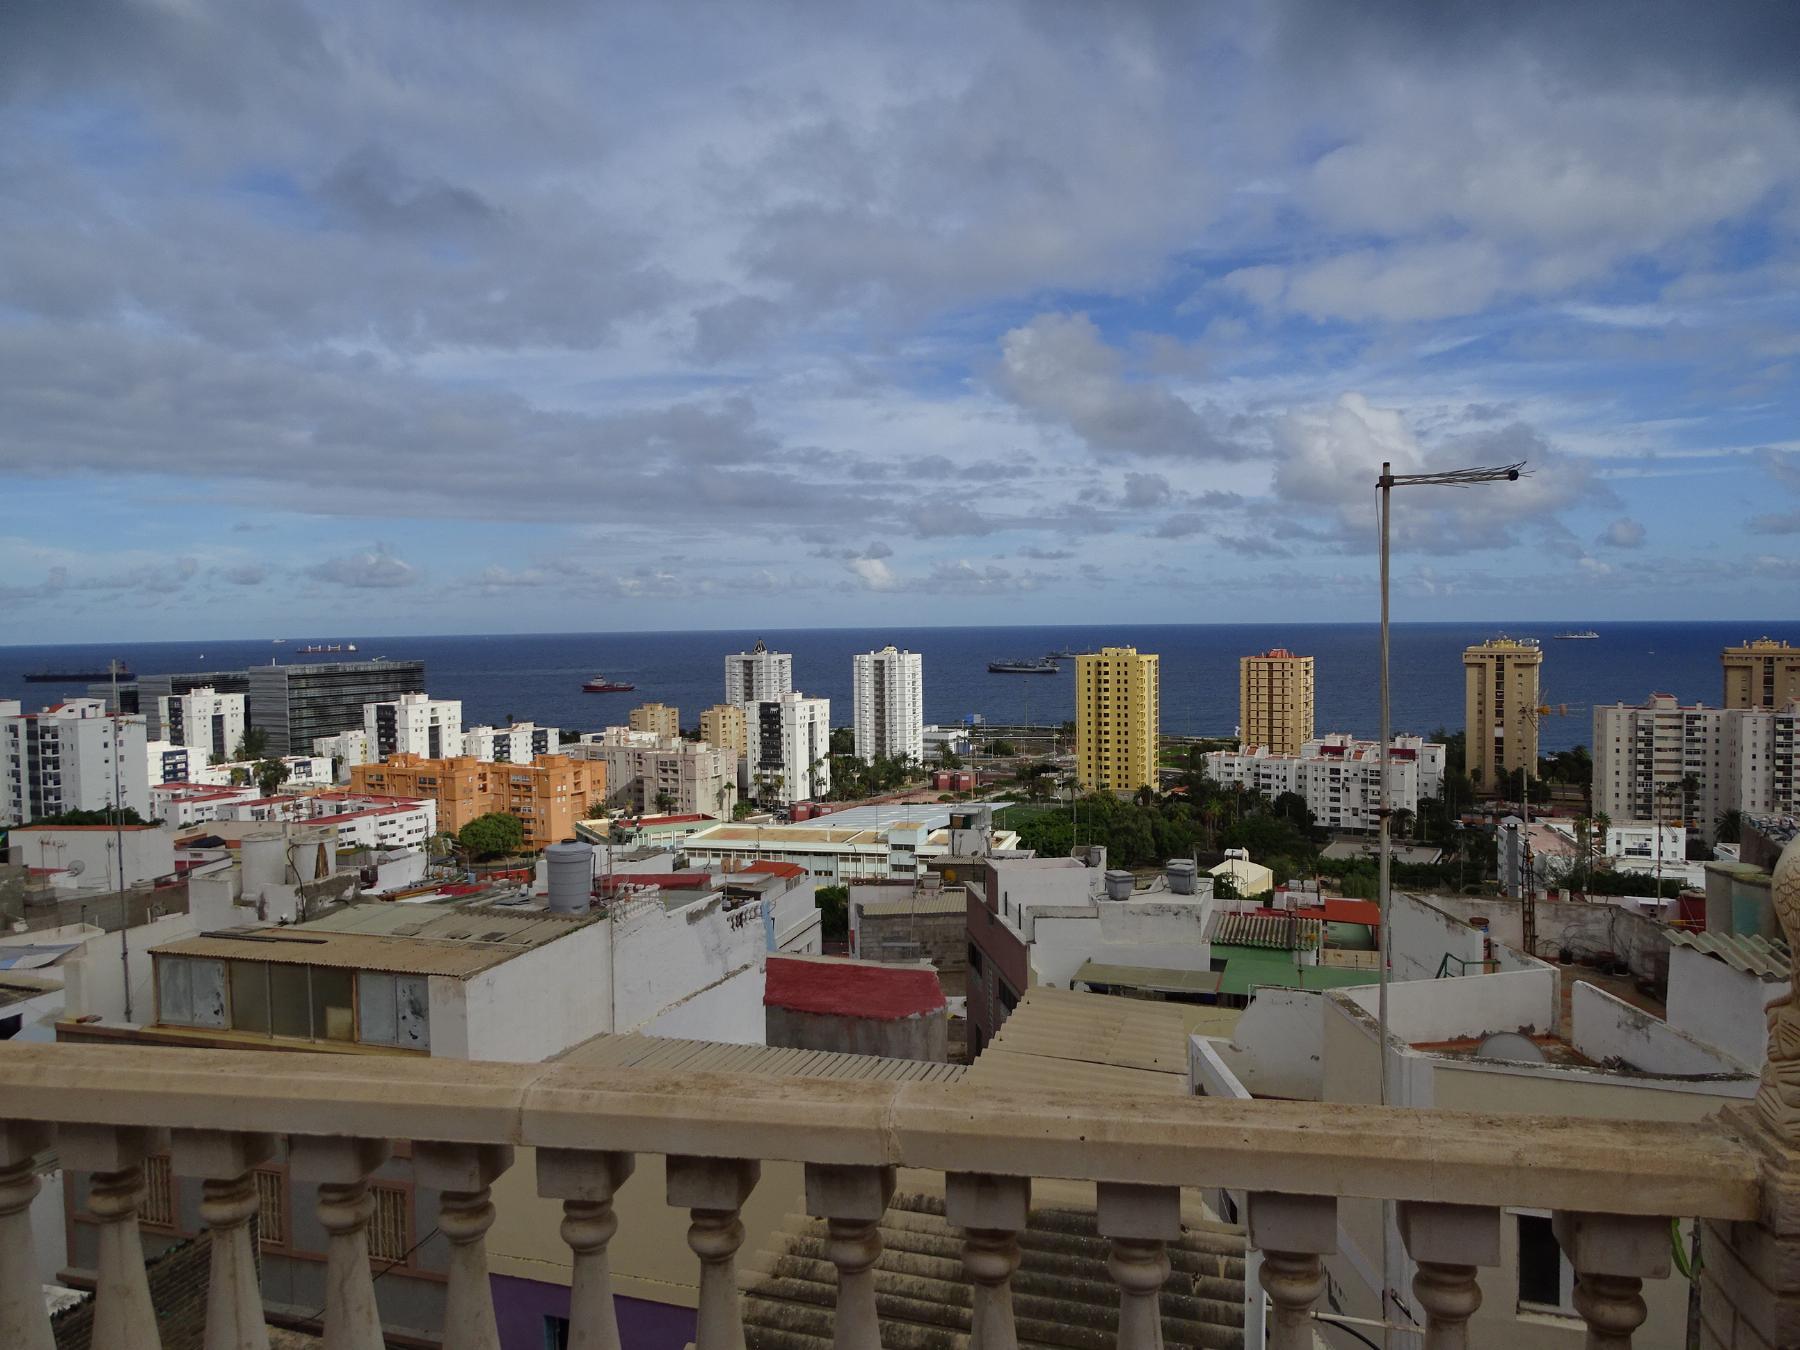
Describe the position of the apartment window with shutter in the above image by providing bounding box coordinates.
[255,1169,287,1249]
[368,1184,411,1263]
[141,1154,175,1229]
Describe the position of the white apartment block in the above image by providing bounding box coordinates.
[1593,694,1798,841]
[725,640,793,706]
[146,740,199,786]
[192,754,334,791]
[156,686,246,763]
[568,730,738,818]
[303,791,439,851]
[312,728,372,775]
[366,692,462,760]
[853,646,924,765]
[1,698,151,826]
[1205,733,1444,832]
[749,693,831,804]
[150,782,270,829]
[462,722,560,764]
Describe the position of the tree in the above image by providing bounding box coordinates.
[815,883,849,942]
[1716,809,1743,846]
[255,758,290,799]
[28,806,150,827]
[938,748,964,770]
[587,798,609,820]
[653,790,677,815]
[988,739,1017,757]
[459,812,526,859]
[829,726,855,758]
[232,727,269,763]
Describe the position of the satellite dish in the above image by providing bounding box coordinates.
[66,860,86,877]
[1473,1031,1546,1064]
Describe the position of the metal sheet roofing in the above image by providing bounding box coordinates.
[857,893,968,918]
[1667,929,1792,980]
[0,944,79,971]
[553,1032,966,1082]
[1211,911,1323,950]
[1073,961,1221,996]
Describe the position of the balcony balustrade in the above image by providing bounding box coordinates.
[1,1036,1795,1350]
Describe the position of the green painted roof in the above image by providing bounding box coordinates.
[1211,944,1381,997]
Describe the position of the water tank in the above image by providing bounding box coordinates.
[1166,859,1196,895]
[545,840,596,914]
[1103,869,1134,902]
[242,831,288,894]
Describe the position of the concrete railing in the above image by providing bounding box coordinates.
[0,1041,1775,1350]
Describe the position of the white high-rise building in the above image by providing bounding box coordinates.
[749,693,831,804]
[853,646,924,765]
[726,640,794,707]
[1,698,150,825]
[365,693,463,760]
[156,686,246,764]
[462,722,560,764]
[1204,733,1445,833]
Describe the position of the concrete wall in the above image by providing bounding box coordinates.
[55,912,199,1023]
[459,920,616,1063]
[10,828,175,888]
[1388,891,1493,980]
[1337,964,1560,1043]
[1208,988,1325,1101]
[1665,943,1786,1070]
[1569,980,1751,1078]
[765,1004,948,1061]
[1423,891,1673,987]
[856,909,966,970]
[641,965,765,1044]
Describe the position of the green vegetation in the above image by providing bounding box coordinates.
[937,748,964,770]
[458,812,526,859]
[254,758,290,799]
[985,738,1017,757]
[826,752,918,800]
[24,807,151,827]
[732,801,759,821]
[815,883,849,941]
[232,728,269,762]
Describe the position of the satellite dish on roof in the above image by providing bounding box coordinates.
[66,860,85,876]
[1474,1031,1545,1063]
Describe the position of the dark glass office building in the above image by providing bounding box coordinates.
[246,660,427,755]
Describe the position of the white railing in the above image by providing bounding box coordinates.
[0,1041,1768,1350]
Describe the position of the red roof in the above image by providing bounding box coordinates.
[763,955,944,1021]
[1321,898,1381,927]
[12,824,157,832]
[745,860,805,879]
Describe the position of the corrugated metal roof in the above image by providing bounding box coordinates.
[553,1033,966,1082]
[1667,929,1792,980]
[1211,911,1322,950]
[152,930,511,977]
[1073,961,1222,996]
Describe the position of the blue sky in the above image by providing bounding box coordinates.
[2,1,1799,641]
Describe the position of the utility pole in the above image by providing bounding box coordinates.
[111,658,131,1021]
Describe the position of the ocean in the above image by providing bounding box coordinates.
[2,622,1794,754]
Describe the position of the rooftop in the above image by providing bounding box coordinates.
[553,1030,964,1082]
[963,986,1234,1096]
[763,954,945,1020]
[1667,929,1792,980]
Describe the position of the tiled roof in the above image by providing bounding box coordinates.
[1667,929,1792,980]
[1211,911,1322,950]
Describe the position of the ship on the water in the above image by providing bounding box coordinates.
[988,658,1059,674]
[583,675,637,692]
[24,666,133,683]
[1553,630,1599,640]
[298,643,358,654]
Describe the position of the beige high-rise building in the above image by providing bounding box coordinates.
[629,702,679,739]
[699,703,747,758]
[1463,638,1543,790]
[1239,648,1315,755]
[1075,646,1160,793]
[1723,637,1800,710]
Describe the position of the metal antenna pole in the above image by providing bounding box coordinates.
[112,658,131,1021]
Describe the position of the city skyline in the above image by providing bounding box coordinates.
[4,3,1800,642]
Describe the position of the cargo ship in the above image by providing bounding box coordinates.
[298,642,358,654]
[988,658,1059,674]
[24,666,133,683]
[583,675,636,693]
[1553,630,1599,640]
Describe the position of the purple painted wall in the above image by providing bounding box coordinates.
[492,1273,697,1350]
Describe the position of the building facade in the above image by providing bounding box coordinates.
[1205,733,1446,832]
[1,698,150,826]
[628,703,680,739]
[699,703,747,758]
[1075,646,1160,792]
[365,692,461,760]
[1723,637,1800,710]
[1238,648,1315,755]
[246,660,426,755]
[725,640,793,706]
[852,646,924,765]
[349,752,600,847]
[748,693,831,804]
[133,671,253,740]
[1463,637,1542,789]
[155,687,246,763]
[462,723,560,764]
[568,731,737,818]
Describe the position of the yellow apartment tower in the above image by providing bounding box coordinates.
[629,702,680,739]
[1075,646,1160,792]
[1463,638,1542,790]
[1239,648,1315,755]
[1723,638,1800,710]
[699,704,747,758]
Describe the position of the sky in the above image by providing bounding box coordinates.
[3,1,1799,642]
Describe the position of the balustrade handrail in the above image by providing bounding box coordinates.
[0,1041,1759,1220]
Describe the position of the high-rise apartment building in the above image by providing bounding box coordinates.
[134,671,253,740]
[1075,647,1160,792]
[1206,734,1446,833]
[699,704,747,758]
[629,703,680,739]
[852,647,924,765]
[569,731,738,818]
[1463,638,1542,789]
[1723,638,1800,710]
[1593,694,1799,841]
[1,698,150,825]
[1238,649,1315,755]
[365,692,462,760]
[749,693,831,804]
[349,752,598,849]
[247,660,426,755]
[462,723,560,764]
[725,640,793,707]
[157,686,246,763]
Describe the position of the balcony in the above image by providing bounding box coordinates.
[1,1040,1794,1350]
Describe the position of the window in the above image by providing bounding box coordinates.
[157,957,226,1028]
[357,972,430,1050]
[543,1316,571,1350]
[309,966,356,1041]
[230,961,271,1036]
[141,1154,175,1228]
[368,1184,411,1263]
[966,943,983,975]
[270,965,312,1038]
[255,1169,287,1249]
[1516,1213,1576,1315]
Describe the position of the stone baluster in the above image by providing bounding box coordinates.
[60,1123,168,1350]
[946,1172,1030,1350]
[1098,1183,1180,1350]
[0,1121,55,1350]
[1552,1212,1669,1349]
[804,1163,895,1350]
[416,1142,514,1350]
[289,1137,392,1350]
[537,1148,636,1350]
[170,1129,278,1350]
[1247,1193,1336,1350]
[668,1156,760,1350]
[1396,1202,1500,1350]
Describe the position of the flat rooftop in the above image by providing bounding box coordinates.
[554,1031,965,1083]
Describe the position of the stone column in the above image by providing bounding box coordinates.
[0,1121,55,1350]
[668,1156,760,1350]
[804,1163,895,1350]
[288,1137,391,1350]
[538,1149,636,1350]
[1397,1202,1500,1350]
[1097,1183,1181,1350]
[1247,1193,1336,1350]
[1552,1212,1669,1349]
[946,1172,1031,1350]
[415,1142,513,1350]
[59,1123,168,1350]
[170,1129,278,1350]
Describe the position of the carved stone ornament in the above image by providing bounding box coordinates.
[1757,833,1800,1135]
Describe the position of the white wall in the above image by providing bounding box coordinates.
[1666,945,1786,1071]
[1570,980,1750,1077]
[53,912,197,1022]
[1337,966,1559,1044]
[10,828,175,888]
[1388,890,1492,981]
[642,965,767,1043]
[458,921,615,1063]
[1210,988,1326,1101]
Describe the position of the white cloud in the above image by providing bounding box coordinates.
[305,546,418,589]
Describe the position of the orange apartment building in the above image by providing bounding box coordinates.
[349,752,601,848]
